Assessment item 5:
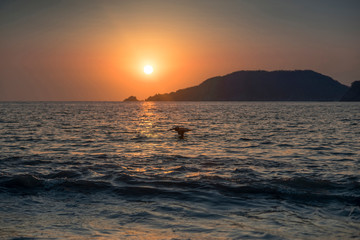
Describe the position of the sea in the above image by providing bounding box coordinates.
[0,101,359,239]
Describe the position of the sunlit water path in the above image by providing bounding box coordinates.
[1,102,359,239]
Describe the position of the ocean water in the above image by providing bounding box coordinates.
[0,101,359,239]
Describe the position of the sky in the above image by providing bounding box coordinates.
[1,0,359,101]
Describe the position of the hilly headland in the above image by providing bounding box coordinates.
[146,70,349,101]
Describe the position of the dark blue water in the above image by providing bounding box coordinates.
[1,102,359,239]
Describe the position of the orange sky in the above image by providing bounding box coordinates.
[1,1,359,101]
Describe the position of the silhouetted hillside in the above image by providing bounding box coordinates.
[146,70,348,101]
[340,81,360,101]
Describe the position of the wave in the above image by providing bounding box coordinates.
[0,173,359,206]
[0,174,44,189]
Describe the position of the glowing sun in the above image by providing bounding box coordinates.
[144,65,153,75]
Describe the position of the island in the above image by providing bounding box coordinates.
[146,70,349,101]
[340,81,360,101]
[123,96,139,102]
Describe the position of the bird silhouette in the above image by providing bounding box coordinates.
[168,126,191,139]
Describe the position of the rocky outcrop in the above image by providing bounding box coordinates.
[123,96,139,102]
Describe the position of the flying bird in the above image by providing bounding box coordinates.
[168,126,191,138]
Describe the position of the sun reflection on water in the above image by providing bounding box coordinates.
[137,102,158,138]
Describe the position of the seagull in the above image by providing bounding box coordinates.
[168,126,191,138]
